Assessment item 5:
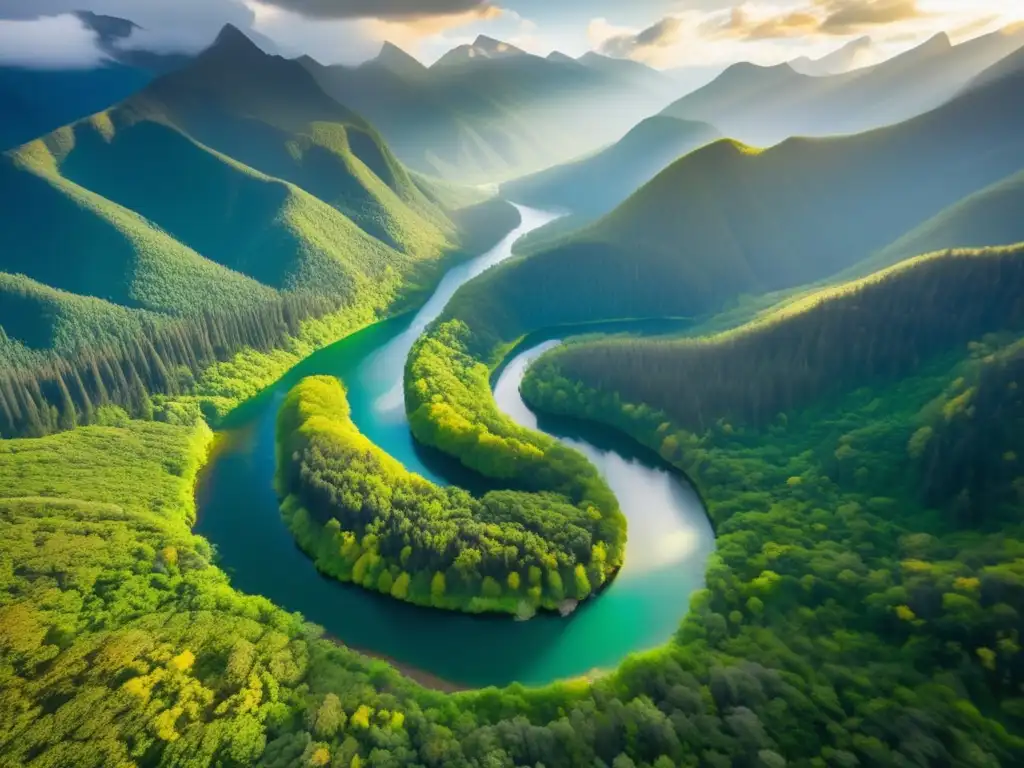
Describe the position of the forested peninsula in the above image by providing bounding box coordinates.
[277,376,615,615]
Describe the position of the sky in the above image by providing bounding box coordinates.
[0,0,1022,70]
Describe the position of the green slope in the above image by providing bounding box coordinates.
[0,272,155,358]
[0,137,277,315]
[501,116,721,217]
[526,242,1024,434]
[125,25,454,260]
[0,24,497,359]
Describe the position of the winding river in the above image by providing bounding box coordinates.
[195,205,715,689]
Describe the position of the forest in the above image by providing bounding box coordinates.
[522,244,1024,435]
[4,323,1023,766]
[277,375,618,615]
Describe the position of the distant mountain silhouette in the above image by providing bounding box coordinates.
[302,37,679,183]
[790,37,875,76]
[503,115,721,217]
[663,27,1024,144]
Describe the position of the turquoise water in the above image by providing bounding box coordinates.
[194,206,715,688]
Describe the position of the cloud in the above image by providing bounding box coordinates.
[701,0,926,41]
[0,0,257,53]
[592,15,685,60]
[257,0,494,20]
[0,14,107,68]
[708,7,821,40]
[820,0,924,34]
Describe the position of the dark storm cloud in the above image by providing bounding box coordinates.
[259,0,493,20]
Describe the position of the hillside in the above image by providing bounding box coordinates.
[502,116,721,217]
[859,168,1024,275]
[663,26,1024,144]
[302,38,679,183]
[0,25,513,437]
[446,48,1024,351]
[525,243,1024,434]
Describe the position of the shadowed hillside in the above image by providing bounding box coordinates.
[855,169,1024,276]
[502,116,721,217]
[525,243,1024,434]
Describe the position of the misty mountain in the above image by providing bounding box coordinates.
[502,115,721,217]
[301,38,680,183]
[789,37,876,76]
[663,26,1024,145]
[461,46,1024,337]
[432,35,528,68]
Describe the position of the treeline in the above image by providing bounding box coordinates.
[0,291,341,438]
[277,376,615,615]
[527,245,1024,436]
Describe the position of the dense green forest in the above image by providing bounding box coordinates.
[4,331,1023,765]
[5,11,1024,767]
[523,330,1024,767]
[277,376,621,615]
[521,244,1024,434]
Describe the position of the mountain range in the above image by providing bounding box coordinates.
[0,25,498,361]
[445,42,1024,346]
[664,26,1024,145]
[301,37,679,183]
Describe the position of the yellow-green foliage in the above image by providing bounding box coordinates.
[2,349,1023,765]
[405,320,626,571]
[276,376,616,614]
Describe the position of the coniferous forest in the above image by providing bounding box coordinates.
[3,5,1024,768]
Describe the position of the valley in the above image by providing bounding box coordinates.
[2,8,1024,768]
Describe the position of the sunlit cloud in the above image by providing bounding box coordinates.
[587,0,1023,70]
